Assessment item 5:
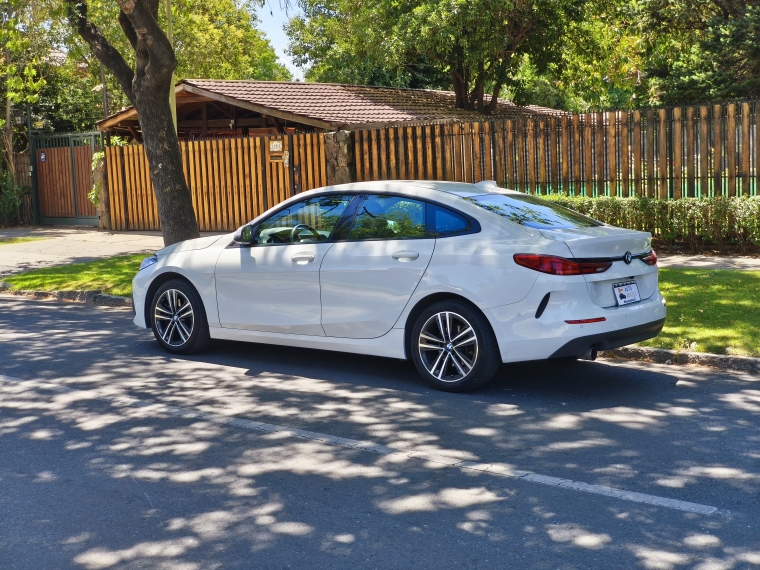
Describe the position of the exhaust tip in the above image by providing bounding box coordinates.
[579,346,598,361]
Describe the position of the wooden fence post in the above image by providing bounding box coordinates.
[673,107,683,199]
[686,107,695,197]
[741,102,750,195]
[727,103,736,196]
[658,108,668,199]
[713,104,723,196]
[700,106,709,197]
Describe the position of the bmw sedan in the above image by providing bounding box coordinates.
[132,180,666,392]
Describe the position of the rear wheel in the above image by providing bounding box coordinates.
[150,279,211,354]
[410,300,500,392]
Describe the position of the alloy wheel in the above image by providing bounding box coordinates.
[154,288,195,347]
[418,311,478,382]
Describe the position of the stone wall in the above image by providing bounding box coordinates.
[324,130,355,186]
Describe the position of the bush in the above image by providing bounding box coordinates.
[540,195,760,253]
[0,170,29,226]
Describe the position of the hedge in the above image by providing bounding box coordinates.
[539,195,760,253]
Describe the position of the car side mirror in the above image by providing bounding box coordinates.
[233,224,255,245]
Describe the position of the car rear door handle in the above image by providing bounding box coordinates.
[291,252,315,265]
[392,250,419,262]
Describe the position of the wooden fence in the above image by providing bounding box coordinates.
[354,101,760,198]
[105,133,326,231]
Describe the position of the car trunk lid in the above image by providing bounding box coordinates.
[538,225,658,307]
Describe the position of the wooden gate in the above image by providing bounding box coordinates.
[32,133,100,226]
[106,133,327,231]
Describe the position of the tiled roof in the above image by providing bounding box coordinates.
[180,79,567,128]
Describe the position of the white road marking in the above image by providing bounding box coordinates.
[0,375,722,516]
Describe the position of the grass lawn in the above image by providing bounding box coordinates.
[2,253,146,297]
[2,256,758,356]
[639,268,760,357]
[0,237,49,245]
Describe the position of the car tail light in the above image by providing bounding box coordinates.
[513,254,612,275]
[641,250,657,266]
[565,317,606,324]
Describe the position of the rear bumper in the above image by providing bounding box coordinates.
[483,275,667,363]
[548,318,665,359]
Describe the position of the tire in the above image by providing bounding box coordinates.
[410,300,501,392]
[150,279,211,355]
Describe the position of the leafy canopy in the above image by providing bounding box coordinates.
[288,0,587,113]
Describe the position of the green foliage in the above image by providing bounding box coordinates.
[640,1,760,104]
[540,195,760,253]
[25,0,290,133]
[288,0,587,110]
[0,170,29,226]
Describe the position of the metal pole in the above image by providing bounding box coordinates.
[166,0,177,133]
[27,106,39,225]
[99,62,109,119]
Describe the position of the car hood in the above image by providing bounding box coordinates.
[157,234,230,256]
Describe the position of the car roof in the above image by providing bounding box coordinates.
[319,180,520,198]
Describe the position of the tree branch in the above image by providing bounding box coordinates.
[117,0,177,79]
[66,0,135,104]
[118,11,138,51]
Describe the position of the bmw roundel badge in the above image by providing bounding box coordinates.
[624,251,633,264]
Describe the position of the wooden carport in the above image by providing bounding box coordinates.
[97,82,333,141]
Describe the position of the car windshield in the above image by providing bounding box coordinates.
[465,193,602,229]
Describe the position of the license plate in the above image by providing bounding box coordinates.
[613,281,641,306]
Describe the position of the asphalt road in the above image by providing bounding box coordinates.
[1,296,758,570]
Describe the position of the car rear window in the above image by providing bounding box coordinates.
[465,193,603,229]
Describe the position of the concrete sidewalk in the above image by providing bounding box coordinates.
[657,253,760,271]
[0,226,222,278]
[2,226,759,277]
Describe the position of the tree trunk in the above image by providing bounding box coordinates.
[67,0,199,246]
[133,72,198,245]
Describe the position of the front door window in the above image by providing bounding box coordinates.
[255,195,354,244]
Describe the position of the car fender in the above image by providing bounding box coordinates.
[134,250,222,328]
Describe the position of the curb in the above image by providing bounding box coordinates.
[0,288,133,309]
[600,346,760,375]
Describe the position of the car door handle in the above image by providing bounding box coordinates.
[392,250,419,262]
[291,252,315,265]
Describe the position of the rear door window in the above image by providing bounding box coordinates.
[349,195,426,240]
[466,193,602,229]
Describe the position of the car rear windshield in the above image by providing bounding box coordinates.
[466,193,603,229]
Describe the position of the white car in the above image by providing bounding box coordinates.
[132,180,666,392]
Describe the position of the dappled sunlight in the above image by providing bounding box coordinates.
[73,537,201,570]
[631,546,691,569]
[546,523,612,550]
[720,390,760,413]
[236,441,397,480]
[378,487,503,515]
[2,297,760,567]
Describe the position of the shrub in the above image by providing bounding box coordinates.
[0,171,28,226]
[540,195,760,253]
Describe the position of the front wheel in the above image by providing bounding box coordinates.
[410,300,501,392]
[150,279,211,355]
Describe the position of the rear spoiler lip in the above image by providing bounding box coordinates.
[571,251,653,264]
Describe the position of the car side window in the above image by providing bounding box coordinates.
[349,195,426,240]
[254,195,354,245]
[427,203,473,238]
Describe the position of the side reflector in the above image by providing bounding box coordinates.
[641,250,658,266]
[565,317,607,324]
[513,254,612,275]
